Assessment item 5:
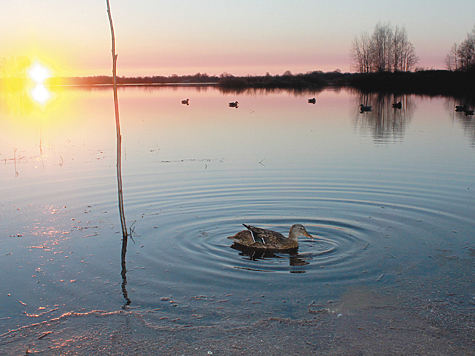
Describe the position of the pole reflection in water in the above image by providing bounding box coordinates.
[121,260,131,308]
[106,0,131,308]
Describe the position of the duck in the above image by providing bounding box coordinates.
[229,101,239,108]
[227,224,313,250]
[455,105,466,112]
[308,98,316,104]
[181,99,189,105]
[359,104,372,112]
[392,102,402,109]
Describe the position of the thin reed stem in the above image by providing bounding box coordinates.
[106,1,130,307]
[106,0,127,244]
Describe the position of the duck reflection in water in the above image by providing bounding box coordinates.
[230,243,310,268]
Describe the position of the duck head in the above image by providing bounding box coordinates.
[288,224,313,241]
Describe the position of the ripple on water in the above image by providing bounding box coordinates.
[124,173,394,307]
[2,163,473,329]
[119,165,475,310]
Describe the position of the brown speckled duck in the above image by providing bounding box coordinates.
[227,224,313,250]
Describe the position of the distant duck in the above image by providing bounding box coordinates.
[181,99,189,105]
[308,98,316,104]
[227,224,314,250]
[455,105,466,112]
[465,108,474,115]
[359,104,372,112]
[392,102,402,109]
[229,101,239,108]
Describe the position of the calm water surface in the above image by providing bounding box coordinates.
[1,86,474,336]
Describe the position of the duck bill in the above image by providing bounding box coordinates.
[304,231,314,239]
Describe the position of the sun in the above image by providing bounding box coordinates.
[27,61,53,104]
[28,62,51,85]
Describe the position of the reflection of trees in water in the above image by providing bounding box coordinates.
[0,88,34,116]
[354,92,415,143]
[444,97,475,146]
[217,86,326,97]
[457,114,475,146]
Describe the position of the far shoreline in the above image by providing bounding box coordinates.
[1,69,474,98]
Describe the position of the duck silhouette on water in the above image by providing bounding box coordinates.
[227,224,314,250]
[359,104,372,112]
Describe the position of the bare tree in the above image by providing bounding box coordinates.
[457,27,475,70]
[351,32,372,73]
[392,26,404,71]
[0,56,31,78]
[391,26,418,72]
[401,41,419,72]
[445,43,459,71]
[351,23,418,73]
[447,24,475,71]
[371,22,394,72]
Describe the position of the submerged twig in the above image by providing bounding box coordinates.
[129,220,137,244]
[14,148,19,177]
[38,331,52,339]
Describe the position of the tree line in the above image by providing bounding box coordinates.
[0,56,31,78]
[48,72,220,86]
[445,25,475,71]
[351,22,419,73]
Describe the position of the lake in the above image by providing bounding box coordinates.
[1,85,474,354]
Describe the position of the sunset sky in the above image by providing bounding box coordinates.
[2,0,475,77]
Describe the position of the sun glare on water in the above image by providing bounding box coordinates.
[28,62,52,104]
[30,85,52,105]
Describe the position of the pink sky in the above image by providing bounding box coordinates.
[1,0,474,77]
